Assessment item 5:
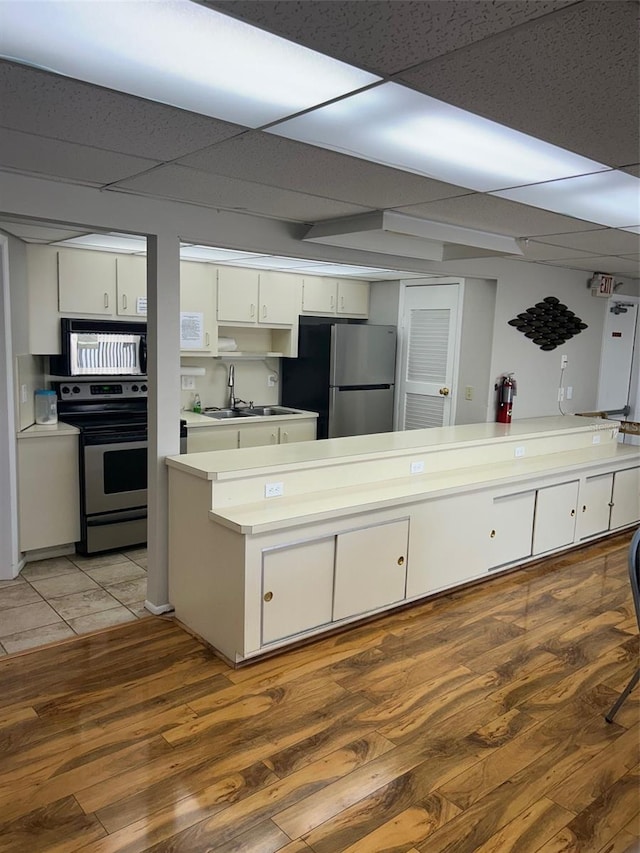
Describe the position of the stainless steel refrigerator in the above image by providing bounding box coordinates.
[282,322,397,439]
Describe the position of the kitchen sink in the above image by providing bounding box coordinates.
[203,409,256,419]
[242,406,298,416]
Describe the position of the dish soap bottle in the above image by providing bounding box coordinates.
[192,393,202,414]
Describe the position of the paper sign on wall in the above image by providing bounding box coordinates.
[180,312,204,349]
[136,296,147,315]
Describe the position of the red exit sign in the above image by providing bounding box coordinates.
[591,273,614,296]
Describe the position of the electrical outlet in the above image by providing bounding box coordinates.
[514,446,525,458]
[464,385,473,401]
[592,434,601,445]
[566,386,573,400]
[265,481,283,498]
[267,374,277,387]
[410,460,424,474]
[181,376,195,390]
[560,354,568,368]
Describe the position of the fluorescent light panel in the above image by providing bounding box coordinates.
[493,170,640,229]
[269,83,609,193]
[179,245,265,262]
[0,0,379,127]
[55,232,147,253]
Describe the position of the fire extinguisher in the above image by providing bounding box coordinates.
[496,373,517,424]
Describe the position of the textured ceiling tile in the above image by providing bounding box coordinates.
[0,127,160,185]
[517,241,600,262]
[177,131,470,207]
[112,164,372,222]
[0,221,88,242]
[394,193,596,238]
[398,1,639,166]
[535,229,640,256]
[538,255,639,277]
[0,62,245,161]
[207,0,574,74]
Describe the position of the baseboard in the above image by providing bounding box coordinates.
[144,600,175,615]
[23,544,76,563]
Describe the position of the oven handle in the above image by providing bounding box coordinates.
[139,336,147,374]
[83,434,147,447]
[86,509,147,526]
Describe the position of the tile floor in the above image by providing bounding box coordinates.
[0,548,149,655]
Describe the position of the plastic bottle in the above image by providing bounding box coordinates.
[192,393,202,414]
[35,389,58,425]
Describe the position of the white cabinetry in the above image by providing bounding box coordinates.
[115,256,147,317]
[261,538,334,644]
[256,271,297,325]
[180,261,216,356]
[186,416,316,453]
[18,433,80,551]
[333,519,409,621]
[610,467,640,529]
[488,490,536,569]
[577,473,614,540]
[217,268,296,326]
[58,249,116,316]
[301,277,369,317]
[532,481,579,555]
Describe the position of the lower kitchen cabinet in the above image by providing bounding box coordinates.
[610,466,640,529]
[187,426,239,453]
[488,490,536,569]
[532,480,579,555]
[187,417,316,452]
[577,473,614,540]
[333,518,409,621]
[18,434,80,552]
[238,423,279,448]
[261,537,334,644]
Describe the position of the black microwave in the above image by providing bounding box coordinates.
[50,318,147,377]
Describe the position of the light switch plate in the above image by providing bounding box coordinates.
[181,376,195,390]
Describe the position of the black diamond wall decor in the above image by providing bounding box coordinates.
[508,297,587,350]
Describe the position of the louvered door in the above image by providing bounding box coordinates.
[398,284,461,429]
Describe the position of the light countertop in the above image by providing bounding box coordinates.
[181,408,317,429]
[18,421,80,439]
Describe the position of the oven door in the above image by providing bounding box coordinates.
[83,437,147,516]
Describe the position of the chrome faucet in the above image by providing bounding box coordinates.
[227,363,237,409]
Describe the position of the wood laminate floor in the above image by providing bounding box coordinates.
[0,531,638,853]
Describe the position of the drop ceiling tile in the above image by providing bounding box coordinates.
[0,127,160,185]
[177,132,470,208]
[516,241,600,262]
[397,2,639,167]
[207,0,574,75]
[535,229,640,256]
[394,193,596,238]
[0,62,245,161]
[112,164,372,222]
[537,255,640,278]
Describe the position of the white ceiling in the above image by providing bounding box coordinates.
[0,0,638,278]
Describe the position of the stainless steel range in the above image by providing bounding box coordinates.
[56,379,148,555]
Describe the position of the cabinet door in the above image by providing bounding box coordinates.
[116,256,147,317]
[186,426,239,452]
[262,537,335,645]
[577,473,614,539]
[258,271,297,325]
[333,518,408,621]
[301,276,337,314]
[180,262,216,355]
[58,249,116,315]
[238,423,279,448]
[337,280,369,317]
[610,467,640,529]
[488,490,536,568]
[18,435,80,551]
[279,420,316,444]
[532,481,579,555]
[217,267,260,323]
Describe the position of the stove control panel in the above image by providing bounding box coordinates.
[57,380,148,401]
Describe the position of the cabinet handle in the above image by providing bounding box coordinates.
[264,591,273,602]
[397,556,405,566]
[490,529,496,538]
[271,432,278,444]
[122,294,127,310]
[608,501,615,507]
[330,295,335,310]
[570,509,576,517]
[281,431,288,442]
[262,305,267,319]
[104,292,109,309]
[341,296,345,310]
[582,505,587,513]
[205,332,210,346]
[250,303,256,318]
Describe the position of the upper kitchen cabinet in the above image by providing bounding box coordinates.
[115,255,147,318]
[180,261,216,356]
[58,248,117,316]
[216,267,297,326]
[301,277,369,318]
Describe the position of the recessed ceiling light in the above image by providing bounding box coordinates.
[0,0,380,127]
[269,83,608,192]
[55,232,147,253]
[493,170,640,229]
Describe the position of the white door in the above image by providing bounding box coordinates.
[597,298,639,444]
[398,284,461,429]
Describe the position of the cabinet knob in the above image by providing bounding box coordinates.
[582,505,587,513]
[570,509,576,517]
[608,501,615,507]
[264,591,273,602]
[397,556,405,566]
[439,387,450,396]
[490,529,496,538]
